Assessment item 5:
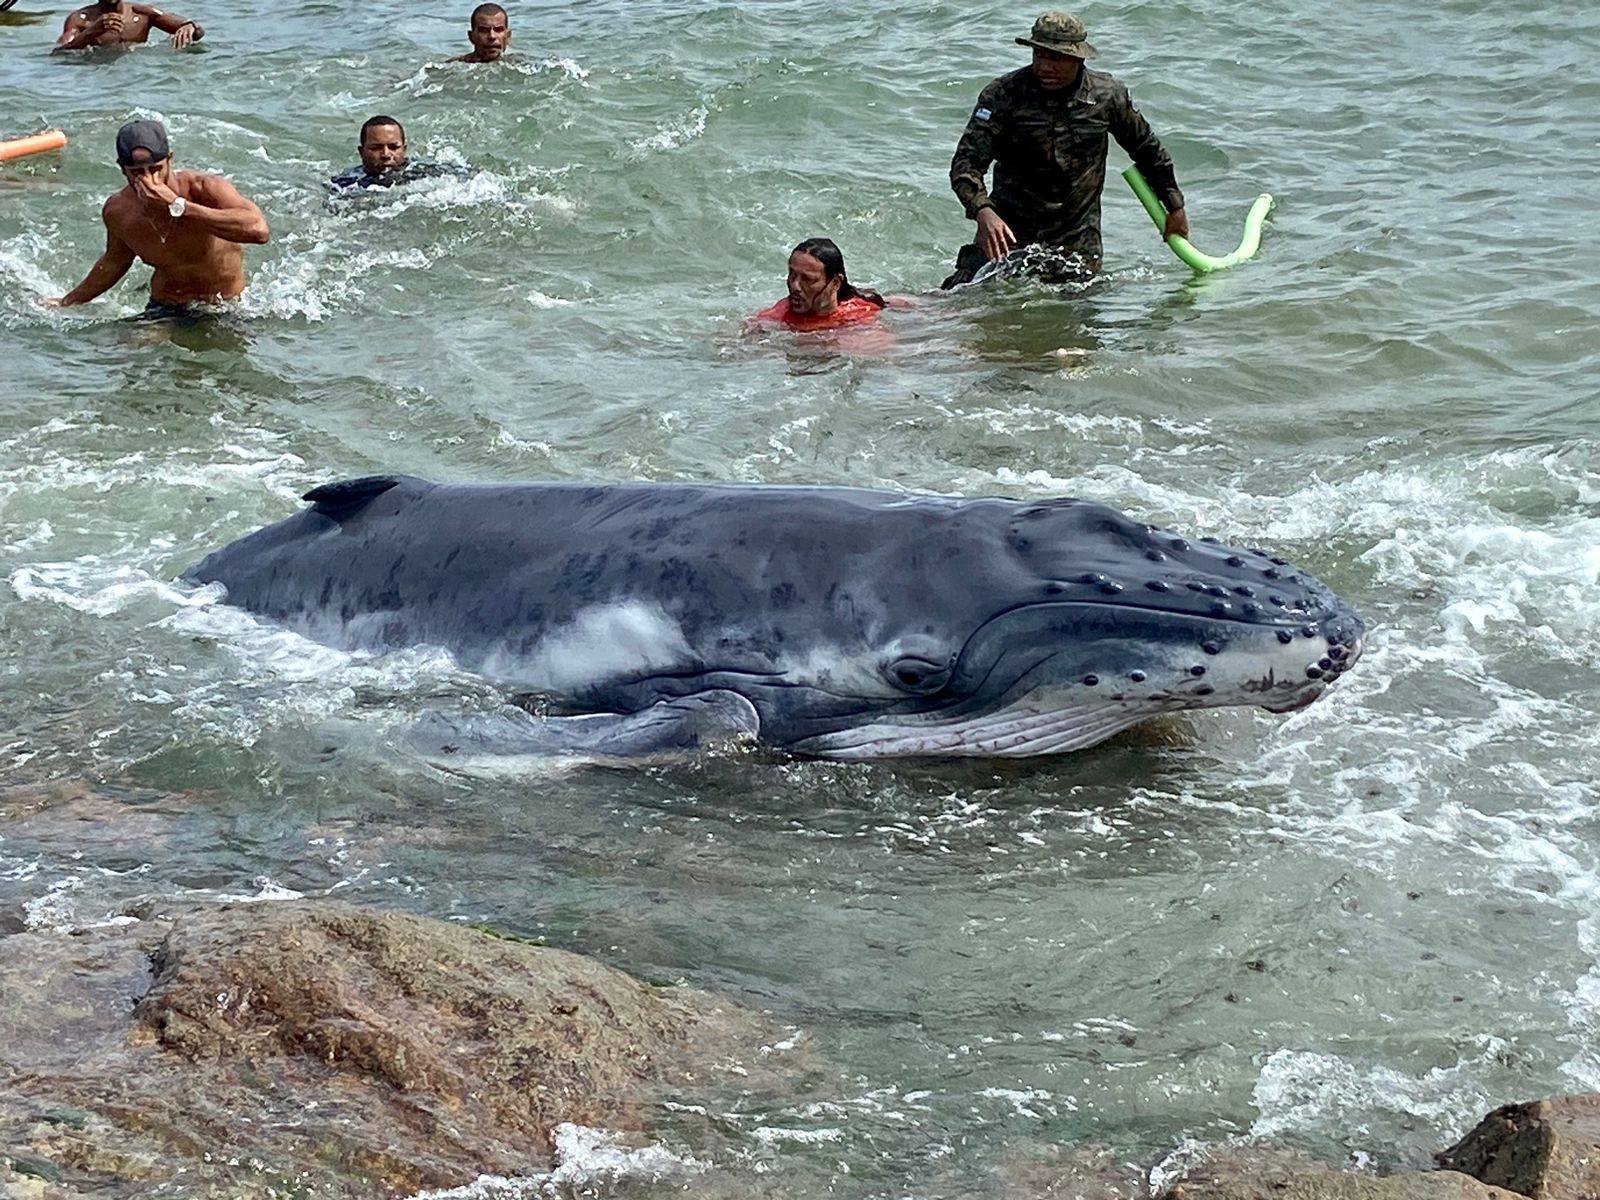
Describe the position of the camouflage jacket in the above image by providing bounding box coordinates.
[950,67,1184,258]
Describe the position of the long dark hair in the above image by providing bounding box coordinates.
[793,238,887,309]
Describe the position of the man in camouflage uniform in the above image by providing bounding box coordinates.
[943,10,1189,287]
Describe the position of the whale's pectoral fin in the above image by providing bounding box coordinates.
[414,690,761,764]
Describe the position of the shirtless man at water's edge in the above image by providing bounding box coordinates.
[42,120,269,315]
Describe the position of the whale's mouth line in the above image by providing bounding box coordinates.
[960,596,1321,634]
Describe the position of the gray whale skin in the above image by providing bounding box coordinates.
[184,476,1366,761]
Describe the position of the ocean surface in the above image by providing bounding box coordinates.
[3,0,1599,1195]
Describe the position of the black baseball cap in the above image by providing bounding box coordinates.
[115,119,170,167]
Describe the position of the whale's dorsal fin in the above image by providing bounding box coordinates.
[303,476,402,521]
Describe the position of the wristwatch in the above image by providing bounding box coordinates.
[168,196,187,219]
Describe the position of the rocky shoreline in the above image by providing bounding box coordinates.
[1006,1096,1600,1199]
[3,892,1597,1199]
[0,899,783,1198]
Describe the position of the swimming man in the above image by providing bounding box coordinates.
[451,3,511,63]
[331,116,413,190]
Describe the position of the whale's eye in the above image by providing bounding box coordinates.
[885,656,953,695]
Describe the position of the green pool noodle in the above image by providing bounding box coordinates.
[1123,165,1274,274]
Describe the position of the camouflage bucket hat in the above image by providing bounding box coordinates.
[1016,10,1099,59]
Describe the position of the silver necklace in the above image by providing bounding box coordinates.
[143,211,173,244]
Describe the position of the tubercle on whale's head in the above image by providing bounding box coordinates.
[794,500,1366,758]
[970,499,1367,710]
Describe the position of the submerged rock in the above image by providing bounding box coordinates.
[0,899,777,1198]
[1001,1143,1149,1198]
[1438,1095,1600,1200]
[1158,1147,1530,1200]
[1005,1145,1534,1200]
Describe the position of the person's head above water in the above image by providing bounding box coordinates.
[359,116,408,176]
[786,238,886,318]
[466,3,511,61]
[116,119,175,194]
[1017,10,1095,91]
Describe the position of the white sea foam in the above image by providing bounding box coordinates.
[631,106,709,153]
[0,425,307,512]
[404,1125,702,1199]
[21,875,86,933]
[1148,1138,1211,1195]
[0,232,64,316]
[1561,918,1600,1090]
[242,244,435,322]
[10,562,209,617]
[527,291,574,309]
[979,1086,1060,1119]
[395,56,590,98]
[4,521,55,553]
[1249,1043,1504,1144]
[752,1126,844,1145]
[214,875,305,904]
[238,169,574,322]
[362,170,512,220]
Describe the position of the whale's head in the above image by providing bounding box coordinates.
[784,498,1365,759]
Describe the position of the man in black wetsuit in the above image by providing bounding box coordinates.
[943,10,1188,287]
[330,115,467,193]
[329,116,412,190]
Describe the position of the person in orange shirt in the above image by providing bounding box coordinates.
[752,238,892,331]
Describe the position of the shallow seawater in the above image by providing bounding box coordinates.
[3,0,1599,1195]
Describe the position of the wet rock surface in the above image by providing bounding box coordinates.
[1157,1147,1531,1200]
[0,899,778,1198]
[999,1144,1148,1199]
[1438,1095,1600,1200]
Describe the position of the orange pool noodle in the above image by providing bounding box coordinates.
[0,130,68,163]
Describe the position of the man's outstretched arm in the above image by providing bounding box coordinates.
[139,5,203,47]
[951,84,1018,260]
[950,107,999,219]
[54,10,108,51]
[1110,85,1188,240]
[45,213,137,306]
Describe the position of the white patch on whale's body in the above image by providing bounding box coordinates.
[480,600,695,692]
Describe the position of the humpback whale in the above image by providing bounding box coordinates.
[184,476,1365,761]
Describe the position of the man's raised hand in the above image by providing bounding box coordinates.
[131,172,179,208]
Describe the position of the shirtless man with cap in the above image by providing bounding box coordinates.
[42,120,269,314]
[54,2,203,51]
